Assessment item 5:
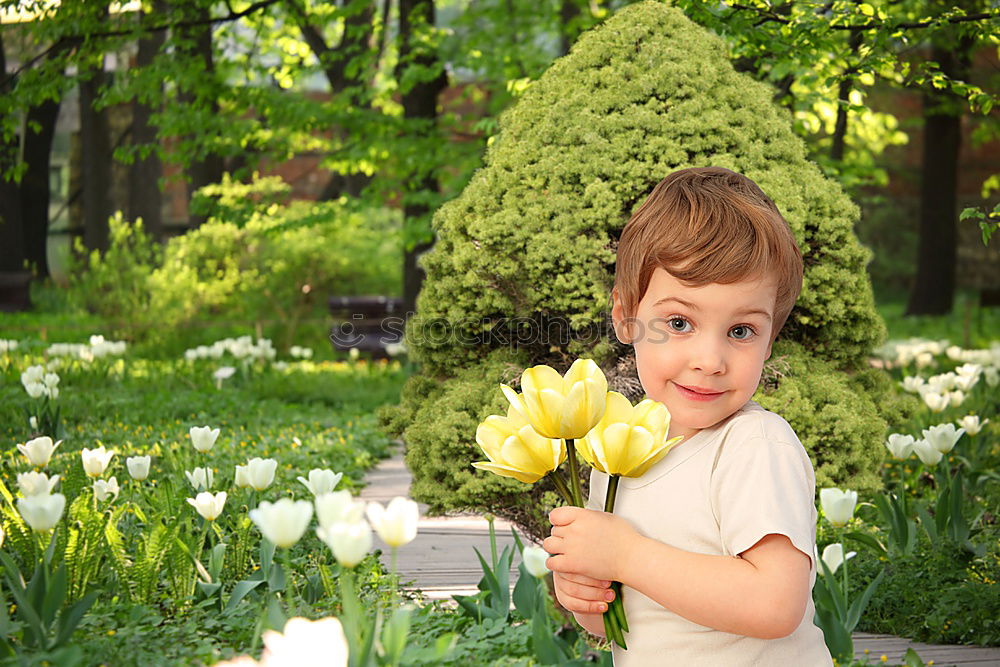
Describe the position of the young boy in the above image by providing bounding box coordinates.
[542,167,834,665]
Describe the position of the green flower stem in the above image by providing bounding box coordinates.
[603,475,628,649]
[549,470,575,506]
[604,476,620,513]
[564,440,583,507]
[838,530,848,607]
[282,549,299,617]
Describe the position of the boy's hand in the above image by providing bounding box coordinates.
[552,571,615,615]
[543,506,637,582]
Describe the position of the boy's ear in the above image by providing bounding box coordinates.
[610,288,634,345]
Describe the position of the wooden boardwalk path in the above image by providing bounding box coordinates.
[360,445,1000,667]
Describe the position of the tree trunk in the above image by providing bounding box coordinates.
[0,31,26,275]
[398,0,447,316]
[905,42,972,316]
[128,1,166,240]
[80,71,113,253]
[21,98,61,278]
[831,26,864,163]
[180,3,224,228]
[559,0,582,56]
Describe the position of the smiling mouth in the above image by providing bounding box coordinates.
[674,382,725,400]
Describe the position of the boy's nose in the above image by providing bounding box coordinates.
[689,338,726,375]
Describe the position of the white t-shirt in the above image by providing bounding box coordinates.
[586,400,834,666]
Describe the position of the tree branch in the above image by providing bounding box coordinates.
[727,4,998,30]
[1,0,280,90]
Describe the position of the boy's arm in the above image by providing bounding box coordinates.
[619,531,811,639]
[546,508,811,640]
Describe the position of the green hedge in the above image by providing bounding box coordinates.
[381,1,905,539]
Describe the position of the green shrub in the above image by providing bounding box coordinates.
[69,177,402,354]
[382,1,903,541]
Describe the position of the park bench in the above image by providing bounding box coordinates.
[328,295,406,359]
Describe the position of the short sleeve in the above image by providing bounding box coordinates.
[710,436,816,568]
[586,468,608,512]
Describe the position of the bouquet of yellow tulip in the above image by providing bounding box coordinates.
[472,359,682,650]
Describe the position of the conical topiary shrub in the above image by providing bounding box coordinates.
[378,0,914,541]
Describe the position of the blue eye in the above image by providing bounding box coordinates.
[730,325,755,340]
[668,317,692,333]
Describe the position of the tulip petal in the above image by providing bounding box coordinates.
[472,461,544,484]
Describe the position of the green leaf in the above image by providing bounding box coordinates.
[223,579,266,615]
[846,567,886,631]
[843,530,886,558]
[41,562,67,629]
[380,606,413,666]
[813,606,853,663]
[53,591,99,648]
[512,562,539,619]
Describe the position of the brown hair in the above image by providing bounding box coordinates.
[614,166,803,339]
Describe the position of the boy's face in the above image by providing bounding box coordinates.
[612,268,776,441]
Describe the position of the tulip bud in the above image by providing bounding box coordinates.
[261,616,348,667]
[94,477,120,502]
[17,436,61,468]
[17,471,60,497]
[185,467,214,491]
[922,423,965,454]
[957,415,988,437]
[81,446,115,477]
[245,457,277,491]
[501,358,608,439]
[912,439,943,466]
[366,497,419,548]
[18,493,66,532]
[315,490,366,527]
[819,488,857,527]
[127,455,151,481]
[190,426,221,453]
[522,545,550,578]
[187,491,228,521]
[297,469,343,497]
[249,498,313,548]
[234,464,251,488]
[317,520,372,568]
[884,433,915,460]
[818,543,856,576]
[921,391,948,412]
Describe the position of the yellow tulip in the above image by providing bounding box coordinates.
[472,404,567,483]
[576,392,682,477]
[501,359,608,439]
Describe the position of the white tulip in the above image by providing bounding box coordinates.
[922,423,965,454]
[185,467,214,491]
[984,366,999,388]
[922,391,948,412]
[249,498,313,548]
[43,373,59,388]
[126,455,151,481]
[819,488,857,527]
[187,491,228,521]
[81,446,115,477]
[297,469,343,497]
[189,426,220,453]
[366,497,419,548]
[915,352,934,369]
[946,345,964,360]
[819,543,856,576]
[260,616,349,667]
[953,374,978,392]
[947,390,965,408]
[20,365,44,388]
[523,545,551,578]
[17,471,60,497]
[884,433,915,460]
[25,382,46,399]
[315,490,366,527]
[94,477,120,502]
[29,416,38,431]
[234,464,251,488]
[912,439,944,466]
[957,415,988,436]
[18,493,65,532]
[317,520,372,568]
[900,376,924,393]
[17,436,61,467]
[245,457,277,491]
